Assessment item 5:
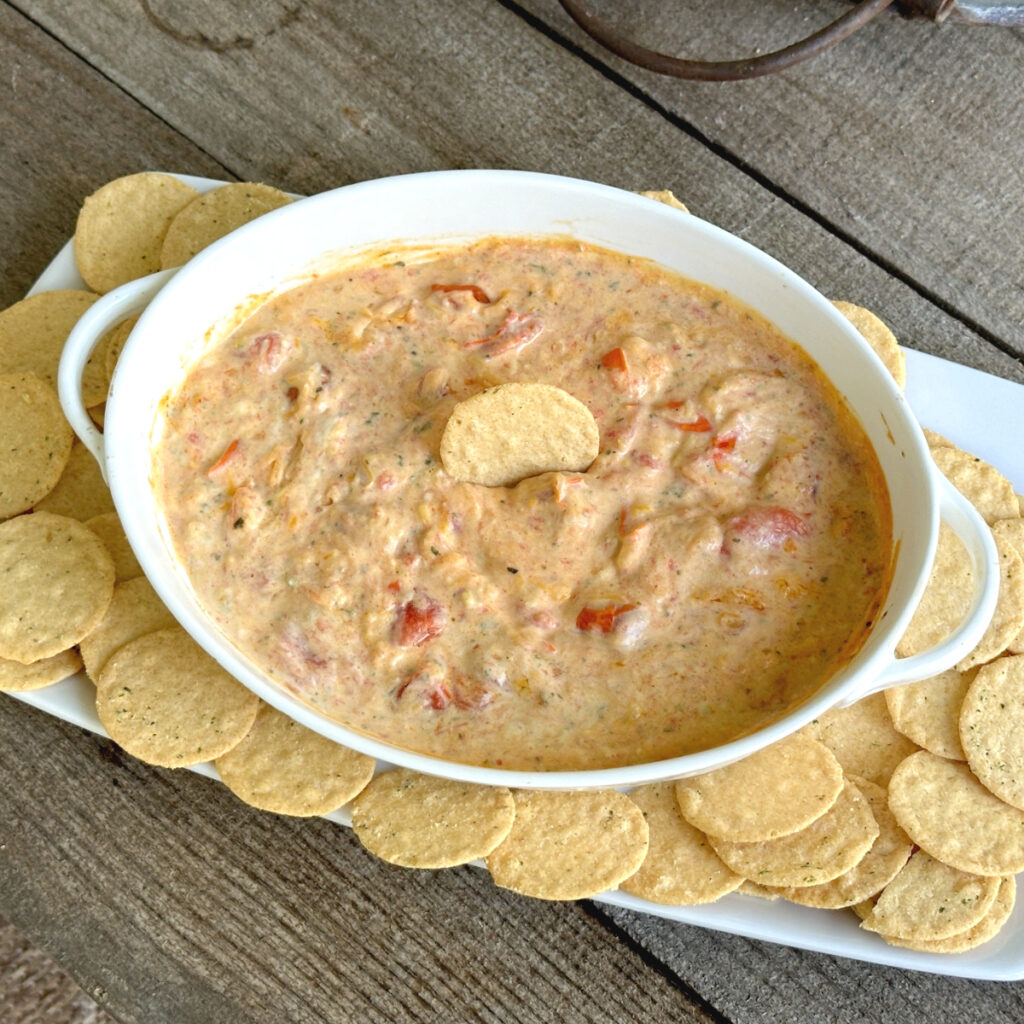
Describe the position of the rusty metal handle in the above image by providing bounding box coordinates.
[558,0,901,81]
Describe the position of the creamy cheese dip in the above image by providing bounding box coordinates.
[153,237,892,771]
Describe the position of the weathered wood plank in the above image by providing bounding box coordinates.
[517,0,1024,357]
[0,2,229,309]
[0,913,114,1024]
[0,699,715,1024]
[12,0,1023,385]
[3,1,1024,1021]
[595,903,1024,1024]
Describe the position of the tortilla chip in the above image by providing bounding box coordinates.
[959,655,1024,811]
[350,767,515,868]
[861,849,1000,941]
[0,511,114,664]
[888,750,1024,876]
[801,691,919,787]
[708,777,878,889]
[79,575,177,682]
[83,511,142,581]
[75,173,199,292]
[619,782,742,905]
[440,383,599,487]
[95,626,259,767]
[216,703,375,817]
[0,372,74,521]
[884,668,972,761]
[0,290,99,387]
[34,441,115,520]
[160,182,292,268]
[772,777,913,909]
[831,301,906,390]
[675,733,843,842]
[486,789,648,900]
[0,648,82,692]
[930,445,1019,525]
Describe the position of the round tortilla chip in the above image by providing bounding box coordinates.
[0,290,99,387]
[0,648,82,692]
[79,575,177,682]
[930,445,1019,525]
[82,317,136,408]
[0,372,74,520]
[160,182,292,268]
[350,768,515,868]
[619,782,742,905]
[888,750,1024,876]
[486,789,648,900]
[831,301,906,390]
[959,655,1024,811]
[886,875,1016,953]
[675,733,844,842]
[772,777,913,909]
[860,849,1001,942]
[34,442,115,521]
[957,535,1024,670]
[84,512,142,581]
[801,691,919,787]
[0,511,114,663]
[103,317,137,385]
[637,189,689,213]
[440,383,599,487]
[884,668,973,761]
[896,524,973,659]
[708,777,878,889]
[75,173,199,293]
[95,626,259,767]
[991,518,1024,654]
[216,703,374,817]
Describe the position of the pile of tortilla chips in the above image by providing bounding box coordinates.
[2,175,1023,954]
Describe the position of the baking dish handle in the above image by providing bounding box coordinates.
[838,469,1000,704]
[57,269,178,478]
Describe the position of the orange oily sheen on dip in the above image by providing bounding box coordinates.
[152,237,892,771]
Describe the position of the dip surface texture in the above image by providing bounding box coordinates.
[153,238,891,771]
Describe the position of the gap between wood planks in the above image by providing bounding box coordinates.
[4,0,236,185]
[581,901,736,1024]
[495,0,1024,373]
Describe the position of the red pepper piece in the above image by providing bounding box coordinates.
[600,347,628,372]
[724,507,808,552]
[712,433,737,471]
[431,283,492,304]
[576,603,638,634]
[207,439,239,476]
[666,414,713,432]
[395,595,445,646]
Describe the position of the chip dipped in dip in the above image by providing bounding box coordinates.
[153,237,892,771]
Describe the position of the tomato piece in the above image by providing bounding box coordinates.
[666,414,712,432]
[207,439,239,476]
[395,595,445,646]
[724,507,808,551]
[600,347,628,372]
[576,603,638,634]
[431,283,492,304]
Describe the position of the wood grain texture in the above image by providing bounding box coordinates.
[0,699,715,1024]
[0,3,228,310]
[522,0,1024,357]
[11,0,1023,386]
[596,903,1024,1024]
[3,1,1024,1020]
[0,914,114,1024]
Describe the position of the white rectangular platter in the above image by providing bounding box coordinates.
[8,176,1024,979]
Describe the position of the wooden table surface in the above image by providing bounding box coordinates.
[3,2,1024,1021]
